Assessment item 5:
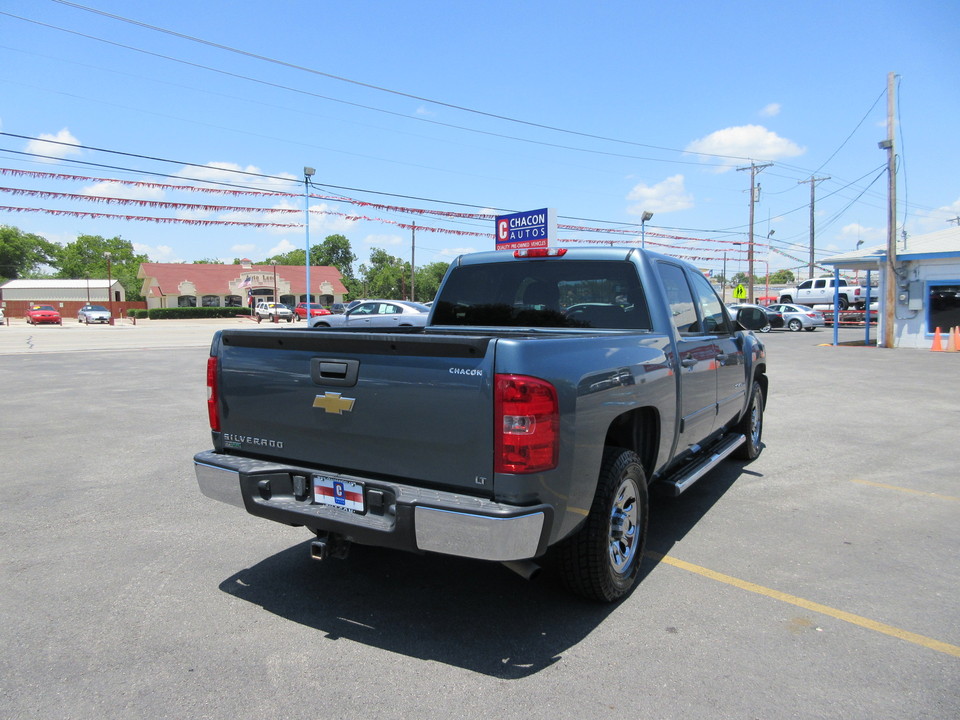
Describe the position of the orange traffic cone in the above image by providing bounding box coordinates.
[946,327,958,353]
[931,327,943,352]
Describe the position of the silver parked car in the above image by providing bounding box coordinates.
[77,304,111,324]
[309,300,430,329]
[765,303,825,332]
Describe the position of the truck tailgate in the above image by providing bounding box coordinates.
[216,329,496,495]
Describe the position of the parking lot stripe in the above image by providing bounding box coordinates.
[849,478,959,502]
[646,552,960,658]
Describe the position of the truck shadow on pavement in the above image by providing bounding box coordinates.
[218,461,749,679]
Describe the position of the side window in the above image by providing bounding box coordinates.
[798,280,812,290]
[689,271,729,334]
[657,263,699,334]
[813,280,826,289]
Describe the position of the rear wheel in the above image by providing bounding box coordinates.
[837,296,850,310]
[733,382,764,460]
[558,448,648,602]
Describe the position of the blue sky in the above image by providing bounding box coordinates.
[1,0,958,278]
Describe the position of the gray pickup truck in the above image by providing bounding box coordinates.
[195,247,769,601]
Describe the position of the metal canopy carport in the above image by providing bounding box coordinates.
[820,246,884,347]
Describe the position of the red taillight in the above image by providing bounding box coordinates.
[495,374,558,474]
[513,247,567,258]
[206,357,220,432]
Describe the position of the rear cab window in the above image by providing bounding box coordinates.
[432,260,653,329]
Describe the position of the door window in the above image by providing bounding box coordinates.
[657,263,699,334]
[689,271,730,334]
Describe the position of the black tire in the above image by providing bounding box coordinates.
[788,318,802,332]
[759,323,772,333]
[733,382,764,461]
[780,295,793,304]
[558,448,649,602]
[837,296,849,311]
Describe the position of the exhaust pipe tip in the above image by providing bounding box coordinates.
[501,559,541,581]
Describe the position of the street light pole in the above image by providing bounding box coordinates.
[105,251,114,324]
[640,211,653,249]
[304,166,315,307]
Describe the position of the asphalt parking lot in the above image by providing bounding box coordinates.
[1,320,957,719]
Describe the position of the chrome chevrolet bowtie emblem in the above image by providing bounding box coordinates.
[313,392,356,414]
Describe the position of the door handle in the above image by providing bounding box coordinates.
[716,353,729,364]
[681,356,698,368]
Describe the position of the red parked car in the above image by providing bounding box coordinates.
[25,304,62,325]
[294,302,332,321]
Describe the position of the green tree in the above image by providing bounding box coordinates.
[311,234,357,279]
[0,225,60,281]
[55,235,149,301]
[263,248,306,265]
[192,257,225,264]
[358,248,409,299]
[768,269,795,284]
[413,261,450,303]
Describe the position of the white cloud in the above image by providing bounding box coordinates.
[438,246,478,257]
[760,103,781,117]
[231,243,256,255]
[685,125,805,171]
[25,128,82,162]
[177,161,298,193]
[265,239,299,257]
[626,174,693,215]
[133,243,177,262]
[363,233,403,247]
[838,223,886,248]
[82,181,165,201]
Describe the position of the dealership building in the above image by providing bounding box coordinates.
[822,226,960,348]
[137,260,348,310]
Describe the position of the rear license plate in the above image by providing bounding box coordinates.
[313,476,364,513]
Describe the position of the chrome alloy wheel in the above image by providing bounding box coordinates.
[608,477,641,574]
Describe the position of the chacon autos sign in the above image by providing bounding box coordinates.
[495,208,557,250]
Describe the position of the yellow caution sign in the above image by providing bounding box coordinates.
[733,284,747,300]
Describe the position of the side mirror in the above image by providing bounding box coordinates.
[736,306,769,331]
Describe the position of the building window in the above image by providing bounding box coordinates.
[929,283,960,333]
[178,295,197,307]
[280,294,296,307]
[202,295,221,307]
[224,295,242,307]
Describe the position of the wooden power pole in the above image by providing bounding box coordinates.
[882,72,898,349]
[798,176,830,279]
[737,162,772,303]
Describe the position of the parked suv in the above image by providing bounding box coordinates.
[779,277,869,310]
[254,302,294,322]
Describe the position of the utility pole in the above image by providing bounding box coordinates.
[737,162,772,303]
[881,72,897,349]
[798,176,830,279]
[411,222,416,302]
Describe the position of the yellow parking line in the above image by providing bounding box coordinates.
[849,478,959,501]
[645,552,960,658]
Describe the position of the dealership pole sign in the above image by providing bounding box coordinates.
[495,208,557,250]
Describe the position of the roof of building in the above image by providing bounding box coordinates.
[137,262,348,296]
[0,278,118,290]
[822,226,960,269]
